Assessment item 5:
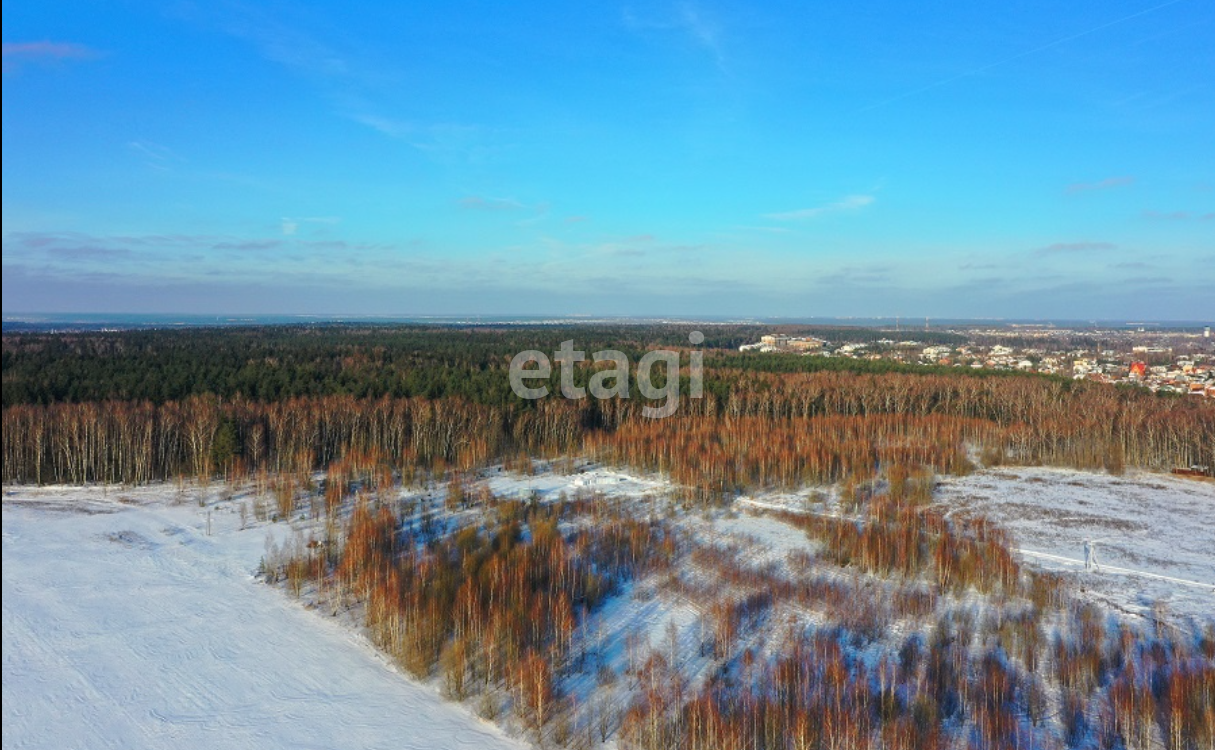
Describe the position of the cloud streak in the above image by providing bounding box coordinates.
[857,0,1188,113]
[193,6,471,149]
[816,264,893,287]
[347,113,412,139]
[1034,241,1118,256]
[623,2,727,72]
[127,141,184,171]
[214,7,348,80]
[281,217,340,236]
[765,194,874,221]
[212,240,283,252]
[678,2,726,70]
[458,196,527,212]
[2,41,97,73]
[1067,176,1134,193]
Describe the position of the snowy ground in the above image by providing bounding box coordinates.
[733,466,1215,625]
[1,485,528,750]
[936,466,1215,624]
[4,463,1211,749]
[482,463,671,502]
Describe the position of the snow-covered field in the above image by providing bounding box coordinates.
[482,464,670,502]
[4,463,1212,749]
[1,485,528,750]
[936,466,1215,624]
[735,466,1215,625]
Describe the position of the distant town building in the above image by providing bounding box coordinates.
[753,334,824,352]
[733,328,1212,397]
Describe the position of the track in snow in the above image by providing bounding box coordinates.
[736,468,1215,621]
[1015,548,1215,591]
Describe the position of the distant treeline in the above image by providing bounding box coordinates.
[2,325,972,407]
[3,353,1210,485]
[0,325,721,406]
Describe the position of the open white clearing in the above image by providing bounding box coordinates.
[1,487,528,750]
[936,467,1215,623]
[4,465,1212,749]
[736,466,1215,626]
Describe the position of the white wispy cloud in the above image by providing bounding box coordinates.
[732,225,791,234]
[214,6,349,80]
[1067,176,1134,193]
[172,5,509,167]
[856,0,1187,113]
[2,41,98,74]
[623,2,727,71]
[347,113,412,139]
[127,141,184,171]
[1033,241,1118,256]
[765,194,874,221]
[458,196,527,212]
[281,217,340,236]
[515,203,552,227]
[678,2,725,70]
[191,6,482,151]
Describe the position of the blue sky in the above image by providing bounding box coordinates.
[3,0,1212,319]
